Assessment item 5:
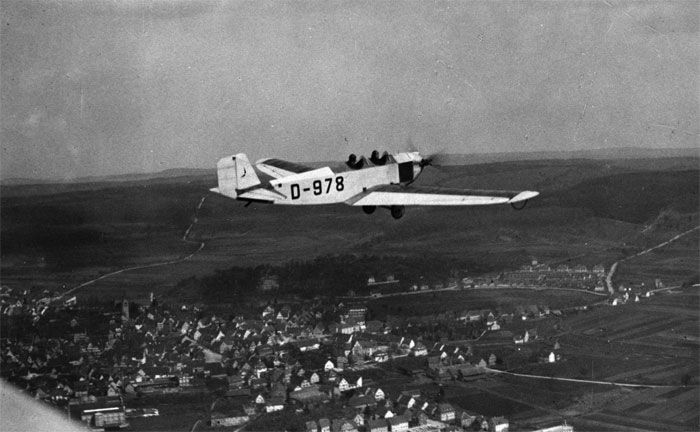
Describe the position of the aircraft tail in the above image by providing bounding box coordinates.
[211,153,260,199]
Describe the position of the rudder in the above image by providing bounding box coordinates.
[213,153,260,199]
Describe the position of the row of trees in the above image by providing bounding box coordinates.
[178,254,472,303]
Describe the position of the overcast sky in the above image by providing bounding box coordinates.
[1,0,697,180]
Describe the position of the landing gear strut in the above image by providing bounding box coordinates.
[362,205,376,215]
[390,205,405,219]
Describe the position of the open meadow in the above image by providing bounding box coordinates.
[2,157,697,304]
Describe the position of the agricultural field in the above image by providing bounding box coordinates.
[478,285,700,431]
[614,233,699,288]
[517,287,699,385]
[571,386,699,431]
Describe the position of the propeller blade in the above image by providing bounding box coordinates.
[420,149,449,167]
[406,137,418,153]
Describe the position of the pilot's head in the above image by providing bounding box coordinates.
[348,154,357,163]
[371,150,379,159]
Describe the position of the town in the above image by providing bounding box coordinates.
[3,257,673,432]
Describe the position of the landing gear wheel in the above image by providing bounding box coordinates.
[362,205,376,215]
[510,200,528,210]
[390,205,405,219]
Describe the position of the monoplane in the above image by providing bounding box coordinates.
[210,151,539,219]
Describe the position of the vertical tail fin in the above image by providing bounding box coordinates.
[211,153,260,199]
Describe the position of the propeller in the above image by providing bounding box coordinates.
[419,150,449,168]
[405,137,449,168]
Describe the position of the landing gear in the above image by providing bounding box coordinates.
[390,205,405,219]
[362,205,376,215]
[510,200,528,210]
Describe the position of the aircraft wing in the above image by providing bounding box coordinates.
[346,185,539,206]
[255,158,314,179]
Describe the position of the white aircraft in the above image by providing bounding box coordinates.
[210,151,539,219]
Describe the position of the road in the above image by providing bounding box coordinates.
[344,283,607,301]
[54,196,208,301]
[620,225,700,263]
[605,225,699,294]
[483,367,691,389]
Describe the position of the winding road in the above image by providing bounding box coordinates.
[605,225,699,294]
[54,196,208,301]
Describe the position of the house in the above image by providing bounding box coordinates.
[69,397,127,429]
[414,411,429,425]
[488,353,497,366]
[319,418,331,432]
[412,343,428,357]
[297,340,320,352]
[347,307,367,323]
[306,420,318,432]
[353,413,365,427]
[366,387,385,401]
[438,403,455,422]
[352,340,380,357]
[489,416,509,432]
[259,276,279,291]
[340,324,357,335]
[460,310,483,322]
[367,418,388,432]
[337,375,362,392]
[265,397,285,413]
[395,393,411,407]
[242,404,257,416]
[461,412,477,428]
[332,419,358,432]
[324,360,335,371]
[387,415,409,431]
[530,423,574,432]
[337,378,352,392]
[374,352,389,363]
[289,385,328,404]
[210,411,249,427]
